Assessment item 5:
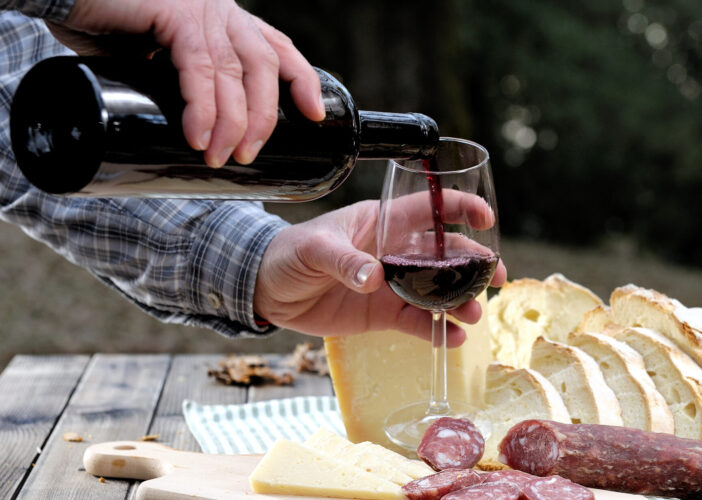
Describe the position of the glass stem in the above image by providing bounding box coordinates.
[427,310,450,416]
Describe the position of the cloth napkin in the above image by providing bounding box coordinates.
[182,396,346,454]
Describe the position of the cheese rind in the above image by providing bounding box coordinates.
[325,293,490,454]
[249,439,406,500]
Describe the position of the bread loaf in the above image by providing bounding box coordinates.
[568,331,674,433]
[610,284,702,366]
[609,326,702,440]
[479,362,570,470]
[530,336,623,426]
[488,273,603,367]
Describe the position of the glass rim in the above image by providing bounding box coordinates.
[389,137,490,175]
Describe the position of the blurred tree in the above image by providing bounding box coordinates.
[244,0,702,266]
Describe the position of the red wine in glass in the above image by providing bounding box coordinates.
[380,252,498,311]
[422,157,445,260]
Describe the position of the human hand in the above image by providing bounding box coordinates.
[47,0,325,167]
[254,199,507,346]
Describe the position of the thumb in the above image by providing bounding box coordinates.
[306,240,383,293]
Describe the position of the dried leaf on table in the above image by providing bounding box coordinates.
[283,342,329,376]
[208,354,294,386]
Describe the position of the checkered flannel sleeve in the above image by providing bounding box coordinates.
[0,8,288,337]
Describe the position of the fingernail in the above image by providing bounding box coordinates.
[317,94,326,118]
[240,140,264,165]
[198,130,212,151]
[355,262,378,286]
[214,147,234,168]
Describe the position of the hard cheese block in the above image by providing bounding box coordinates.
[249,439,405,500]
[305,427,432,483]
[325,292,490,453]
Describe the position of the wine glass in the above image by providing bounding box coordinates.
[377,137,499,451]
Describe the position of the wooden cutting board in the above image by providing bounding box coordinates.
[83,441,648,500]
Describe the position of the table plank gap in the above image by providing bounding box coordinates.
[0,355,90,500]
[16,353,171,500]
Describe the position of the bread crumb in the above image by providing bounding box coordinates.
[99,477,106,483]
[140,434,160,441]
[62,432,83,442]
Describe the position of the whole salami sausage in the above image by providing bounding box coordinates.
[417,417,484,470]
[401,468,482,500]
[499,419,702,499]
[441,481,521,500]
[522,475,594,500]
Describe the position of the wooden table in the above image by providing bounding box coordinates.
[0,354,333,499]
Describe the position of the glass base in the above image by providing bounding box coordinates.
[383,400,492,453]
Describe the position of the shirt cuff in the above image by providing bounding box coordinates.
[2,0,75,21]
[188,202,289,336]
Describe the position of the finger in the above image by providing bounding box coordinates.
[168,23,219,155]
[228,14,281,165]
[201,6,250,168]
[491,259,507,287]
[391,306,467,348]
[300,233,384,293]
[254,17,325,121]
[388,190,494,231]
[448,298,484,325]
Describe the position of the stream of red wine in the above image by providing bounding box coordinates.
[422,157,445,260]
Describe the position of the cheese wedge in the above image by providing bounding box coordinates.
[249,439,405,500]
[304,428,413,485]
[325,292,490,454]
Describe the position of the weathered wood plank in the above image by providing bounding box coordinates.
[147,354,247,451]
[248,354,334,402]
[17,354,171,500]
[0,355,90,499]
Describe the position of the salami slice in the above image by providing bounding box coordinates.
[441,481,521,500]
[481,469,535,489]
[417,417,485,470]
[401,468,482,500]
[499,419,702,499]
[522,475,594,500]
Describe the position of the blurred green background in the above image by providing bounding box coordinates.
[1,0,701,369]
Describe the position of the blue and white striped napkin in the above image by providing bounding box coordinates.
[182,396,346,454]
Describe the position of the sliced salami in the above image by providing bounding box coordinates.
[522,475,594,500]
[499,419,702,499]
[401,468,482,500]
[481,469,535,489]
[417,417,485,470]
[440,481,521,500]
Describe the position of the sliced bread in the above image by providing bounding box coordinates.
[610,284,702,366]
[576,305,618,333]
[609,326,702,440]
[530,336,623,426]
[488,273,603,367]
[568,331,674,433]
[479,362,570,470]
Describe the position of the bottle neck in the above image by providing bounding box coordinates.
[357,111,439,160]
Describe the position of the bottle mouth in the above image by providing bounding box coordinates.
[390,137,490,175]
[10,58,106,194]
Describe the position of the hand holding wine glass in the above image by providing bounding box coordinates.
[377,138,500,450]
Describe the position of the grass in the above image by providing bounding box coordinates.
[1,201,700,371]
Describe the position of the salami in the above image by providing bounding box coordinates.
[499,419,702,499]
[401,468,482,500]
[440,481,521,500]
[480,469,534,489]
[522,475,594,500]
[417,417,484,470]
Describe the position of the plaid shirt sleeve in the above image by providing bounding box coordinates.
[0,9,290,337]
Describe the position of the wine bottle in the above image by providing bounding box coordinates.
[10,56,438,201]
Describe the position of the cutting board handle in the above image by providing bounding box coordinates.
[83,441,193,480]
